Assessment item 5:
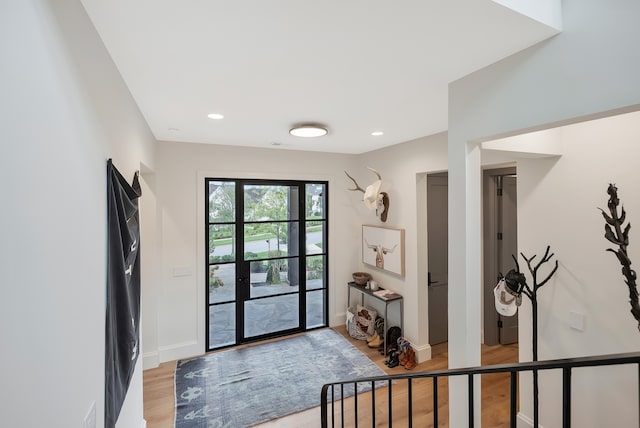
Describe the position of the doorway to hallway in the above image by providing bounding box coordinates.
[425,167,518,347]
[483,167,518,345]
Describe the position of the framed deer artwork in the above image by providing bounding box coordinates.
[362,225,405,276]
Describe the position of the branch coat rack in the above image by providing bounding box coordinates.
[502,246,558,428]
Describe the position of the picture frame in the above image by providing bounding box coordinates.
[362,225,405,276]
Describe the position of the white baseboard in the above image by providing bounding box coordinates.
[143,352,159,370]
[517,412,544,428]
[140,419,147,428]
[159,340,201,363]
[330,313,347,327]
[414,342,432,363]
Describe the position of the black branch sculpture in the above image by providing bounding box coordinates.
[600,183,640,331]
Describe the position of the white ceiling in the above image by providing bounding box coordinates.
[81,1,558,154]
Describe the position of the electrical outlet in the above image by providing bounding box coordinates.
[84,401,96,428]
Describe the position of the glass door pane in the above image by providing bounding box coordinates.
[244,294,299,337]
[243,184,299,221]
[248,259,299,298]
[305,183,327,329]
[243,223,299,259]
[241,183,300,340]
[207,180,237,349]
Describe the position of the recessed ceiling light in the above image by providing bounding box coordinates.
[290,124,328,138]
[371,131,384,136]
[207,113,224,120]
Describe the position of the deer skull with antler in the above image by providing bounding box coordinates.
[345,167,390,222]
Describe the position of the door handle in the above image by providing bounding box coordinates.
[428,272,438,287]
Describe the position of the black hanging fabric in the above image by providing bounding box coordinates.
[105,159,142,428]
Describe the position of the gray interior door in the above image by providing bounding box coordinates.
[498,175,518,344]
[483,168,518,346]
[427,174,448,345]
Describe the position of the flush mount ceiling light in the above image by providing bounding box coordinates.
[289,124,328,138]
[207,113,224,120]
[371,131,384,136]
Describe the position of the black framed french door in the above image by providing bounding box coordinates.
[206,178,328,350]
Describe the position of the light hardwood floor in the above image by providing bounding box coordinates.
[143,326,518,427]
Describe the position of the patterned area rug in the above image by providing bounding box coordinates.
[174,329,385,427]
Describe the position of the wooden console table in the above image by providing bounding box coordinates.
[347,282,404,356]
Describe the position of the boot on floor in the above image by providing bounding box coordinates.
[404,348,416,370]
[367,335,383,348]
[384,349,399,368]
[399,350,408,366]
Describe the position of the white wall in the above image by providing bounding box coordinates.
[0,1,156,427]
[151,141,359,362]
[150,133,451,365]
[515,111,640,427]
[358,133,448,361]
[448,0,640,426]
[140,169,161,369]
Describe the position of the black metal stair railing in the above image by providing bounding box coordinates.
[320,351,640,428]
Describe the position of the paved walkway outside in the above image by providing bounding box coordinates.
[209,278,325,348]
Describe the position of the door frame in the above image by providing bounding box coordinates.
[205,178,329,351]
